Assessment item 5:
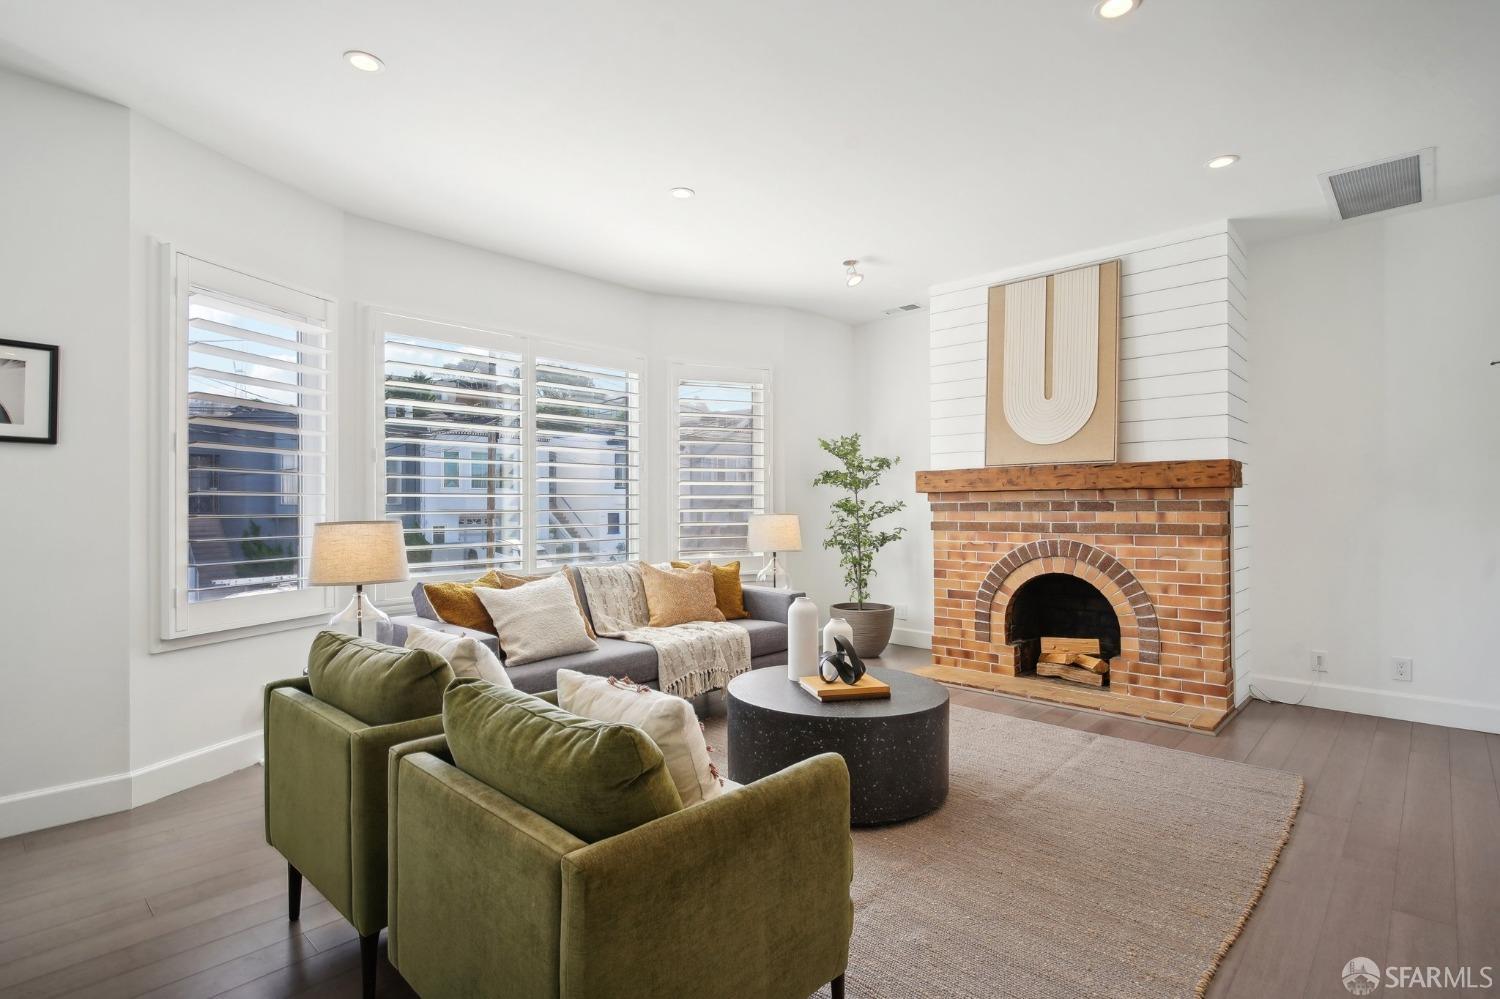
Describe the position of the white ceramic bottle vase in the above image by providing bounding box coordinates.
[788,596,820,681]
[823,615,854,655]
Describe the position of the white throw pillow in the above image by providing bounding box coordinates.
[404,623,513,689]
[555,669,723,807]
[476,573,598,666]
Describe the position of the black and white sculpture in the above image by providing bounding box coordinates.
[818,635,867,686]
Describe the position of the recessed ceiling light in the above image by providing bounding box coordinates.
[343,50,384,73]
[843,260,864,287]
[1206,154,1241,169]
[1094,0,1140,19]
[669,187,696,199]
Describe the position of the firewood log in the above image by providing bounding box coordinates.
[1040,636,1101,656]
[1071,653,1109,675]
[1036,660,1106,687]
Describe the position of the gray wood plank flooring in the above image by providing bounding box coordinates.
[1,646,1495,998]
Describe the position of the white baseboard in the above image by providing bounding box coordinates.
[0,730,263,839]
[0,773,133,840]
[890,627,933,650]
[1247,673,1500,735]
[130,731,263,809]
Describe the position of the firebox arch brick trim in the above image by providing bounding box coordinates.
[974,539,1162,668]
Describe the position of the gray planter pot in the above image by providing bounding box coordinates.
[831,602,896,658]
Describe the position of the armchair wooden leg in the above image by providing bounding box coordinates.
[360,932,379,999]
[287,864,303,923]
[831,973,846,999]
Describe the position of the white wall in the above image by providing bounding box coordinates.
[0,70,132,821]
[852,309,933,647]
[1,72,856,836]
[1250,194,1500,732]
[125,117,348,787]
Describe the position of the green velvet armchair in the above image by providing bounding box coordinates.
[262,632,453,999]
[386,730,855,999]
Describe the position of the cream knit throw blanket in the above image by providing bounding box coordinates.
[574,563,751,699]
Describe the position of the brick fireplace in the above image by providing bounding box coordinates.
[916,459,1242,730]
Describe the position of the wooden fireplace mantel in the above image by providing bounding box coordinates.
[915,459,1243,494]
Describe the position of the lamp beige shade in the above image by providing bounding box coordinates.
[747,514,802,553]
[311,520,410,585]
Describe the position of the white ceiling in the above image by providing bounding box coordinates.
[2,0,1497,324]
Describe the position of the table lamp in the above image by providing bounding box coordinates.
[311,520,410,639]
[747,513,802,589]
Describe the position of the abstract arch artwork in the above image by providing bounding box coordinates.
[985,260,1119,465]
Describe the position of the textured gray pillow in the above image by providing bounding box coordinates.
[475,573,599,665]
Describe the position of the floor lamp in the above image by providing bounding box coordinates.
[311,520,410,640]
[748,514,802,590]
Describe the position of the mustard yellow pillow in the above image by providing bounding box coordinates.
[670,560,748,620]
[641,562,725,628]
[491,568,597,639]
[423,570,504,634]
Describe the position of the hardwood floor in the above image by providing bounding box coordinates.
[2,647,1496,998]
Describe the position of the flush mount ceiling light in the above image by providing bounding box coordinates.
[1094,0,1141,19]
[669,187,696,199]
[843,260,864,287]
[343,50,385,73]
[1206,154,1241,169]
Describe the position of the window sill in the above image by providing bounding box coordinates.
[150,613,331,655]
[150,595,419,655]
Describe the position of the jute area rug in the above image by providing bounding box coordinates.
[704,704,1302,999]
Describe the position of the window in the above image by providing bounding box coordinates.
[379,314,641,578]
[382,318,525,577]
[164,253,336,639]
[673,366,768,569]
[534,356,641,568]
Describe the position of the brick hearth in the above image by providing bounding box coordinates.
[916,460,1242,729]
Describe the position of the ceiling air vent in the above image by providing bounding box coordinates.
[1319,148,1434,221]
[882,303,922,316]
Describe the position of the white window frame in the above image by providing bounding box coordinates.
[160,250,339,640]
[368,310,647,595]
[669,362,772,572]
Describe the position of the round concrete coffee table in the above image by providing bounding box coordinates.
[726,666,949,825]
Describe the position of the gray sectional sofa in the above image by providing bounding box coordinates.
[390,580,800,694]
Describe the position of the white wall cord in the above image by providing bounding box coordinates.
[1248,671,1321,708]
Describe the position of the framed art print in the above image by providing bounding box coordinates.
[0,338,59,445]
[984,260,1119,465]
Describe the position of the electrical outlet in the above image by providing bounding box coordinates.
[894,604,909,621]
[1392,657,1413,682]
[1310,649,1329,673]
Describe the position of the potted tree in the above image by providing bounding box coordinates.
[813,434,906,657]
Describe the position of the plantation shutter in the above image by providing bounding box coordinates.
[184,295,329,601]
[674,371,768,569]
[166,252,338,639]
[533,356,642,568]
[382,326,526,576]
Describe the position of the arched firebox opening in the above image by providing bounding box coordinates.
[1005,572,1121,675]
